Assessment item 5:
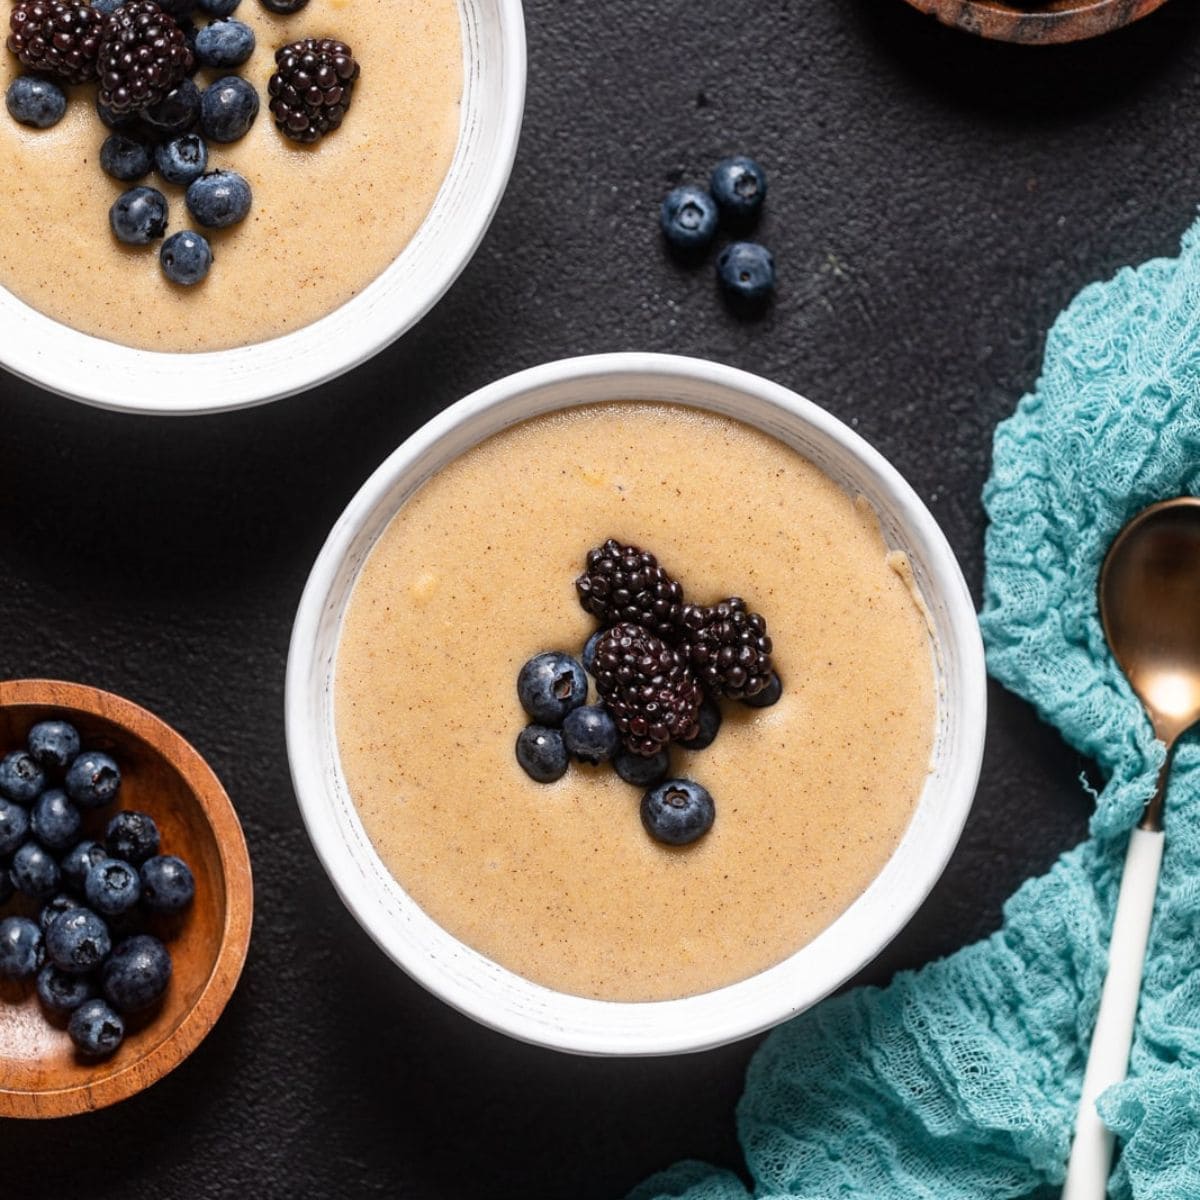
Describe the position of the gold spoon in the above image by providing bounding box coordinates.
[1062,496,1200,1198]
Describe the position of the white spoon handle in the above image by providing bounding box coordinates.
[1061,826,1165,1200]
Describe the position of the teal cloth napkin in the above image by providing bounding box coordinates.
[630,219,1200,1200]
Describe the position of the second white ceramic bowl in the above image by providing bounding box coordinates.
[0,0,526,415]
[286,353,987,1056]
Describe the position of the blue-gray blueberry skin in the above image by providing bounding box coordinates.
[11,841,61,900]
[37,963,97,1015]
[160,230,214,286]
[105,810,161,865]
[60,840,107,894]
[0,796,30,857]
[516,652,588,725]
[678,697,722,750]
[102,934,172,1013]
[660,185,719,253]
[68,998,125,1057]
[0,916,44,980]
[716,242,776,305]
[26,720,81,771]
[5,76,67,129]
[195,18,255,68]
[0,749,45,804]
[31,789,83,852]
[155,133,208,186]
[614,747,670,788]
[141,78,201,137]
[185,169,252,228]
[515,726,569,783]
[65,751,122,808]
[197,0,241,15]
[38,893,82,933]
[45,908,112,975]
[84,857,142,917]
[199,76,259,143]
[140,855,196,913]
[709,155,767,222]
[640,779,716,846]
[562,704,620,765]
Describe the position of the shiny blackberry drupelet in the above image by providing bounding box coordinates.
[7,0,106,84]
[575,540,684,642]
[682,597,774,699]
[97,0,194,115]
[268,36,359,144]
[592,622,702,756]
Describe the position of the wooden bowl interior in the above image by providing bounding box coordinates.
[0,695,231,1113]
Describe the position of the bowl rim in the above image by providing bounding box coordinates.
[285,352,988,1055]
[0,678,253,1118]
[0,0,527,416]
[901,0,1171,43]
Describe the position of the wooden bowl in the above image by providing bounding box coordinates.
[902,0,1172,44]
[0,680,252,1118]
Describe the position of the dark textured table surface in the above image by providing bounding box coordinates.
[4,1,1200,1195]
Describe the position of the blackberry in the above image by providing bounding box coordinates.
[593,623,702,757]
[575,540,684,641]
[268,36,359,144]
[97,0,193,116]
[682,598,774,699]
[7,1,106,85]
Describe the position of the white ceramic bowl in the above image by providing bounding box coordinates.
[286,353,987,1056]
[0,0,526,415]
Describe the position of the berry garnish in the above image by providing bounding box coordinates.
[139,854,195,912]
[69,997,125,1057]
[660,184,718,253]
[592,623,703,756]
[582,629,603,676]
[105,810,161,865]
[26,719,81,771]
[7,0,106,84]
[5,74,67,128]
[199,74,258,142]
[0,797,30,857]
[97,0,194,116]
[38,893,82,932]
[11,841,62,900]
[515,725,569,784]
[102,933,171,1012]
[36,963,97,1014]
[160,230,213,285]
[640,779,715,846]
[678,696,722,751]
[101,131,153,181]
[562,704,620,765]
[60,839,107,893]
[198,0,241,14]
[64,750,121,808]
[154,132,207,184]
[140,75,200,135]
[516,652,587,726]
[741,671,783,709]
[575,539,684,642]
[682,598,774,699]
[710,156,767,222]
[194,16,253,67]
[716,242,775,305]
[31,788,82,851]
[185,168,251,227]
[45,907,111,974]
[84,857,141,916]
[109,185,168,245]
[614,746,670,788]
[268,36,360,144]
[0,916,44,980]
[259,0,308,10]
[0,748,45,803]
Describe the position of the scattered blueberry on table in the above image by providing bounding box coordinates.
[660,184,719,252]
[0,718,196,1061]
[717,241,776,305]
[710,155,767,222]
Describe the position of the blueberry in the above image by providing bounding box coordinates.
[515,726,568,784]
[105,811,160,865]
[91,0,128,12]
[640,779,715,846]
[582,630,603,676]
[741,672,782,708]
[186,169,252,228]
[160,230,213,286]
[259,0,309,11]
[0,867,12,906]
[102,934,171,1012]
[141,77,201,137]
[45,907,111,974]
[60,840,107,893]
[140,855,195,913]
[38,893,82,933]
[26,720,82,772]
[199,76,259,143]
[11,841,61,900]
[64,751,121,809]
[100,132,153,182]
[5,75,67,129]
[562,705,619,765]
[0,916,43,980]
[154,133,207,185]
[109,187,168,246]
[614,747,670,788]
[0,749,45,804]
[199,0,240,14]
[68,997,125,1057]
[710,156,767,222]
[84,858,141,917]
[678,697,722,750]
[36,963,97,1014]
[660,185,718,253]
[0,796,30,857]
[155,0,195,17]
[716,242,775,305]
[195,18,255,67]
[31,789,82,852]
[97,95,137,131]
[517,652,588,725]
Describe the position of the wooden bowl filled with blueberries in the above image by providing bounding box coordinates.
[0,679,252,1118]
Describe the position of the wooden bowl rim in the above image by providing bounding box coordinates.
[0,679,253,1119]
[901,0,1172,44]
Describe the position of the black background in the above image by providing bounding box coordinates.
[3,0,1199,1195]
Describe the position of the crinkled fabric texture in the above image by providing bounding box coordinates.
[631,219,1200,1200]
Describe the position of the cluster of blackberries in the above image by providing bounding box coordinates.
[513,540,782,847]
[0,720,195,1060]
